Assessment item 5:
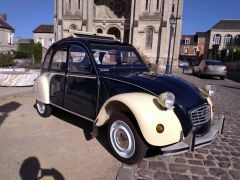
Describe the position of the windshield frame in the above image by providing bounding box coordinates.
[89,43,148,72]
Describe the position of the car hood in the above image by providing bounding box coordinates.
[100,71,207,112]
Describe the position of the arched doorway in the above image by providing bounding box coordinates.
[107,27,121,40]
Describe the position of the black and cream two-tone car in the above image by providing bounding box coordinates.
[33,31,225,164]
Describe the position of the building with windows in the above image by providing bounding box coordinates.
[179,32,209,64]
[206,19,240,59]
[33,25,55,49]
[54,0,183,65]
[0,14,15,53]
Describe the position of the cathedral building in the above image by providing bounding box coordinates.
[54,0,183,65]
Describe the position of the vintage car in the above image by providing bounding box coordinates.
[33,31,225,164]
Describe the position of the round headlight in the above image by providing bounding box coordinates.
[157,92,175,109]
[204,85,216,97]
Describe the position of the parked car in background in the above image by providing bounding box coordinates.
[33,31,225,164]
[178,60,190,68]
[192,60,227,80]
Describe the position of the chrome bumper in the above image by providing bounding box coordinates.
[161,115,225,155]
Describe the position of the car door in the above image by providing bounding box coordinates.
[64,44,98,120]
[49,45,68,107]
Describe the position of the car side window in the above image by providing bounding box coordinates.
[49,46,68,71]
[42,49,53,70]
[68,45,92,73]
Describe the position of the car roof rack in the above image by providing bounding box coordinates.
[69,29,116,40]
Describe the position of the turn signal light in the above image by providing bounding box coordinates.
[156,124,164,133]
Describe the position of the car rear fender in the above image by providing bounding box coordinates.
[33,72,50,104]
[95,92,183,146]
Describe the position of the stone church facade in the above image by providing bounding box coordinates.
[54,0,183,65]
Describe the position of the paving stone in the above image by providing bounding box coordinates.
[169,164,187,173]
[185,152,193,159]
[218,162,231,169]
[154,171,171,180]
[206,155,215,161]
[209,168,228,177]
[135,170,154,179]
[210,150,221,155]
[194,153,205,160]
[171,173,190,180]
[229,170,240,180]
[231,157,240,164]
[148,161,167,171]
[195,149,209,154]
[174,158,186,164]
[221,151,230,156]
[138,160,148,169]
[215,156,230,162]
[233,163,240,169]
[192,176,200,180]
[117,167,135,180]
[203,177,218,180]
[190,166,207,175]
[203,160,216,167]
[188,160,203,166]
[230,151,240,157]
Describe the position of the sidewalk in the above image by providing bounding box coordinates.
[0,86,32,98]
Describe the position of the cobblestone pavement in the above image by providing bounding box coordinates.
[117,69,240,180]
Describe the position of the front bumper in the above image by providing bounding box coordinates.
[161,115,225,155]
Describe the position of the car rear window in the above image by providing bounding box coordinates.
[206,61,224,66]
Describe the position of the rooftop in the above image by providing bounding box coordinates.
[0,14,15,32]
[33,24,54,33]
[211,19,240,30]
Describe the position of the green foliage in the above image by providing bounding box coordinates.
[15,41,42,66]
[33,43,42,64]
[0,53,15,67]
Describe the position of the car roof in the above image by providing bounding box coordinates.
[51,36,133,49]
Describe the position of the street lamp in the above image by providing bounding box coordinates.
[165,14,176,74]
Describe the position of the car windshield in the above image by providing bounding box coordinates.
[90,44,146,69]
[206,60,224,66]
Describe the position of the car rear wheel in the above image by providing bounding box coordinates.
[108,113,147,164]
[36,101,52,117]
[220,76,225,80]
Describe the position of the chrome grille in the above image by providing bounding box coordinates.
[190,105,211,126]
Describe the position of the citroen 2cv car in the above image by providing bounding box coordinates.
[33,31,225,164]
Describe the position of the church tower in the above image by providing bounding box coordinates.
[54,0,183,65]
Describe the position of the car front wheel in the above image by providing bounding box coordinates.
[108,113,147,165]
[36,101,52,117]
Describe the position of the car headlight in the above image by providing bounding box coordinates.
[203,85,216,97]
[157,92,175,109]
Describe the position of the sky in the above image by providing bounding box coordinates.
[0,0,240,38]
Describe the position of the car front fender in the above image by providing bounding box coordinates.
[95,92,183,146]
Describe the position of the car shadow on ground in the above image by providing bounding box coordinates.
[19,156,65,180]
[51,108,114,158]
[0,101,21,127]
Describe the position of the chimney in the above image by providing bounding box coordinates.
[0,13,7,21]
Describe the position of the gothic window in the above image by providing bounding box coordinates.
[213,34,221,45]
[156,0,160,10]
[172,4,175,13]
[224,34,232,45]
[78,0,81,9]
[97,28,103,34]
[69,0,71,10]
[146,28,153,49]
[145,0,149,11]
[235,35,240,45]
[69,24,77,30]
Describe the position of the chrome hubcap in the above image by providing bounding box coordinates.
[110,120,135,158]
[37,102,45,114]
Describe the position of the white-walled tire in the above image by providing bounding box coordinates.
[108,113,147,164]
[36,101,52,117]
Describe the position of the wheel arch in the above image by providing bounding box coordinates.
[95,93,183,146]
